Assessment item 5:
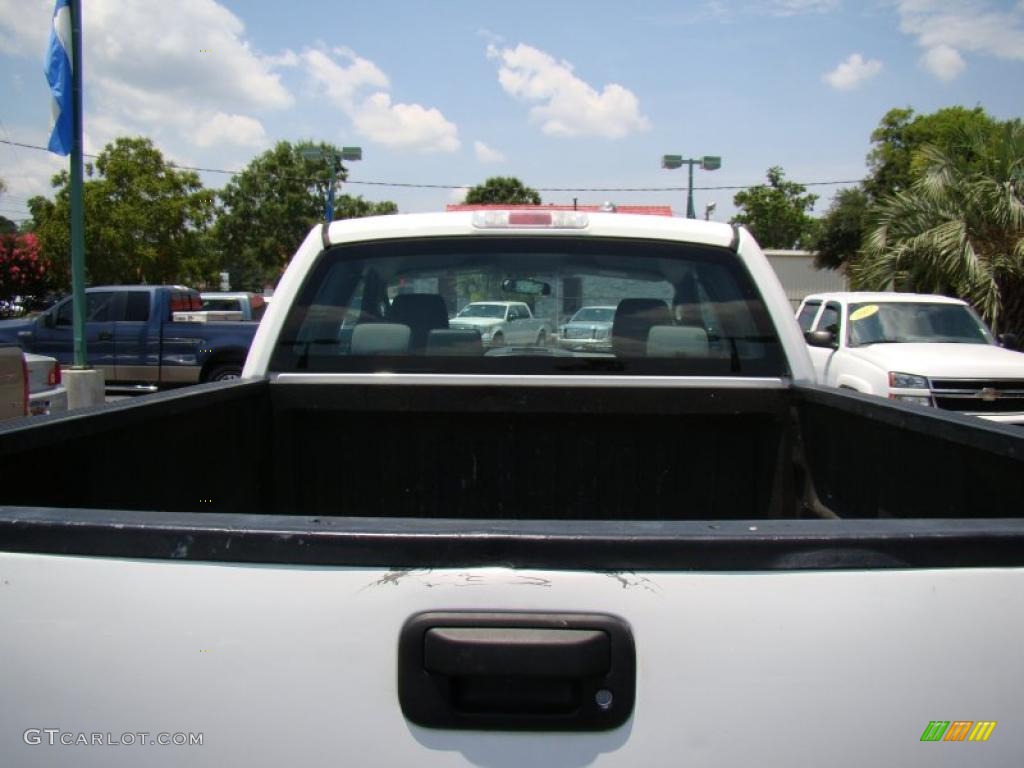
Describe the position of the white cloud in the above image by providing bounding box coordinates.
[303,47,459,153]
[898,0,1024,79]
[767,0,840,16]
[487,43,649,139]
[352,92,459,153]
[193,113,268,148]
[920,44,966,80]
[641,0,839,25]
[822,53,884,90]
[0,0,290,153]
[0,128,65,204]
[0,0,50,57]
[474,141,505,163]
[303,48,389,112]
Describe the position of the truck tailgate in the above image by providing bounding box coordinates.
[2,550,1021,767]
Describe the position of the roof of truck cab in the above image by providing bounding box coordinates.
[802,292,967,305]
[323,211,737,249]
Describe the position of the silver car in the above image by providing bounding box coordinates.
[25,353,68,416]
[557,306,616,353]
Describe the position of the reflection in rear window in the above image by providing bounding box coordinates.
[270,236,787,377]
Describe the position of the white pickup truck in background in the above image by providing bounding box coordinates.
[448,299,549,348]
[2,213,1023,767]
[798,291,1024,424]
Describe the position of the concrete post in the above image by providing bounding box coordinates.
[64,368,105,410]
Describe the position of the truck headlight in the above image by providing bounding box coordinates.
[888,371,929,389]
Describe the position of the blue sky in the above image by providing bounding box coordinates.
[1,0,1022,226]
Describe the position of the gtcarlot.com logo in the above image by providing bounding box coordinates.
[920,721,996,742]
[23,730,203,747]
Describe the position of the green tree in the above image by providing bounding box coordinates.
[212,141,397,290]
[852,122,1024,337]
[28,137,215,287]
[865,106,999,200]
[334,194,399,219]
[811,106,1004,272]
[811,187,869,269]
[464,176,541,205]
[731,167,818,249]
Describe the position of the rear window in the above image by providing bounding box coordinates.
[203,298,244,312]
[270,236,787,376]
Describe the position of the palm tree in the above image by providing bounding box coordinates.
[851,121,1024,336]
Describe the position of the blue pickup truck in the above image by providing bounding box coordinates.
[0,285,258,388]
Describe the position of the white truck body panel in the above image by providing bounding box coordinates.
[3,552,1021,767]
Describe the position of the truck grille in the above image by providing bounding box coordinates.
[564,328,593,339]
[930,379,1024,414]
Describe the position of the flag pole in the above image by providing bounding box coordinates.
[68,0,86,368]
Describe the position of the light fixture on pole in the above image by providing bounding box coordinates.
[661,154,721,219]
[704,201,717,221]
[301,145,362,222]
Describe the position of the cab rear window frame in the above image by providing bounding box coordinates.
[269,235,789,378]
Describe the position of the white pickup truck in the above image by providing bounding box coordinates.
[798,291,1024,424]
[449,300,549,348]
[1,212,1022,767]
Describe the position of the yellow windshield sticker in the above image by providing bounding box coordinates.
[850,305,879,321]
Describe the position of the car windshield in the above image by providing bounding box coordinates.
[571,307,615,322]
[847,302,994,346]
[270,236,786,377]
[456,304,506,318]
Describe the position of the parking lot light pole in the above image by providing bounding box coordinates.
[661,154,721,219]
[300,146,362,222]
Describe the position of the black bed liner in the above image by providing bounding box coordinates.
[0,377,1022,567]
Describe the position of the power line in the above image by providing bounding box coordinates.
[0,137,867,193]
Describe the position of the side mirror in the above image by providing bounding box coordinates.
[998,333,1019,351]
[805,329,838,349]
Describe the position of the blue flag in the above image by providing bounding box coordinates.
[45,0,73,156]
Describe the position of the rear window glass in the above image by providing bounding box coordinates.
[269,236,787,377]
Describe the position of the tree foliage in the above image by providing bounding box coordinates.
[28,137,215,287]
[212,141,397,290]
[464,177,541,205]
[865,106,999,201]
[811,187,869,269]
[731,167,819,249]
[852,121,1024,337]
[811,106,1003,272]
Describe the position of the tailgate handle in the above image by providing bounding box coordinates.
[399,612,635,731]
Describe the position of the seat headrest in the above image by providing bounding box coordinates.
[388,294,449,326]
[612,298,673,357]
[646,325,709,358]
[350,323,411,355]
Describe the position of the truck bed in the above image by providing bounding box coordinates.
[1,379,1022,566]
